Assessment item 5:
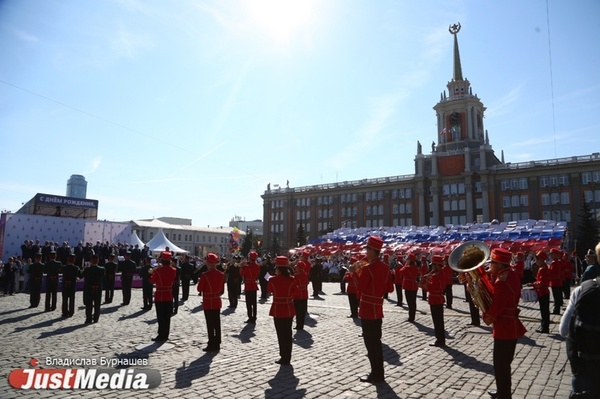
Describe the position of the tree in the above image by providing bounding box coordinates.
[575,196,600,258]
[241,229,253,257]
[296,225,307,247]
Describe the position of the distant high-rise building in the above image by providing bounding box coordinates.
[66,174,87,198]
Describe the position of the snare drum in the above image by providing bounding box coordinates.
[521,287,538,302]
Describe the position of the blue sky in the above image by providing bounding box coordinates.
[1,0,599,228]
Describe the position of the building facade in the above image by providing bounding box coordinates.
[132,217,244,256]
[261,24,600,253]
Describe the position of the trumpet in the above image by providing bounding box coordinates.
[448,241,494,314]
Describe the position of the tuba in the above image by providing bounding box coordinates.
[448,241,494,313]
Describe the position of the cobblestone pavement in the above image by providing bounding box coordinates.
[0,282,572,399]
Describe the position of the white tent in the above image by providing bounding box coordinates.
[145,228,189,254]
[130,231,145,247]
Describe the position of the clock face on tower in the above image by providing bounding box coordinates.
[449,112,461,126]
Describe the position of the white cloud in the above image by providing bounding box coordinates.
[485,84,525,118]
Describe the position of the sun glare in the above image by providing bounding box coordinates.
[243,0,316,46]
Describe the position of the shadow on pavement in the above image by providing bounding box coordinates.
[232,323,256,344]
[174,353,215,388]
[293,329,313,349]
[118,309,147,321]
[383,343,403,366]
[0,307,28,317]
[304,314,318,328]
[1,310,45,325]
[101,305,122,315]
[375,381,401,399]
[38,322,90,338]
[265,365,306,399]
[12,316,63,333]
[442,346,494,375]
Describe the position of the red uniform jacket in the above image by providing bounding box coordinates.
[419,263,430,278]
[344,271,358,294]
[399,264,419,291]
[561,259,574,282]
[483,268,527,340]
[424,271,446,305]
[240,261,260,291]
[150,265,176,302]
[548,260,563,287]
[293,269,309,300]
[268,275,297,318]
[442,264,455,287]
[197,268,225,310]
[297,260,311,276]
[394,263,404,285]
[512,260,525,281]
[357,258,393,320]
[533,267,550,297]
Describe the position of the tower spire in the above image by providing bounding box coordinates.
[449,23,463,81]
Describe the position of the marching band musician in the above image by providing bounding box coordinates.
[224,255,241,309]
[530,251,551,334]
[442,255,455,309]
[512,252,525,284]
[140,255,154,311]
[548,248,564,314]
[268,256,298,365]
[297,250,312,275]
[397,253,419,322]
[482,248,527,399]
[393,254,404,307]
[292,258,309,330]
[421,255,447,348]
[357,236,394,384]
[344,256,360,318]
[419,254,429,301]
[149,251,176,342]
[82,254,105,324]
[240,251,260,323]
[197,253,225,352]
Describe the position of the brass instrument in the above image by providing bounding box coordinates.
[350,259,368,276]
[448,240,494,313]
[418,270,434,290]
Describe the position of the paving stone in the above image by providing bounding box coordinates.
[0,284,573,398]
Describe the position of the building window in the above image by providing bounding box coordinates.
[511,195,519,207]
[519,178,528,190]
[541,194,550,206]
[561,192,570,205]
[520,195,529,207]
[558,174,569,186]
[475,182,482,193]
[501,180,510,191]
[540,177,548,188]
[503,196,510,208]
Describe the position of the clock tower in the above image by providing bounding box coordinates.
[415,23,502,224]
